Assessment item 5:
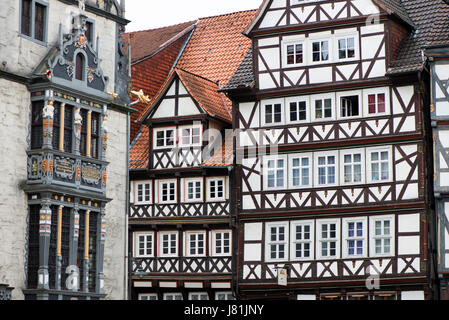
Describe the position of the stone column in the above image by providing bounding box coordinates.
[96,206,106,294]
[56,201,64,290]
[74,107,82,155]
[83,209,90,293]
[42,100,54,150]
[37,197,52,298]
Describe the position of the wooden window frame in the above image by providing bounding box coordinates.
[138,293,158,300]
[159,231,179,258]
[153,127,176,150]
[207,177,226,202]
[282,40,306,68]
[184,178,203,203]
[314,150,339,187]
[179,124,202,147]
[163,293,183,300]
[290,220,314,261]
[263,155,287,190]
[369,215,395,257]
[185,231,206,257]
[210,230,232,257]
[340,148,365,185]
[317,219,340,260]
[310,39,331,64]
[288,153,313,189]
[158,179,177,204]
[363,87,390,117]
[342,217,367,259]
[261,98,284,126]
[134,232,155,258]
[337,90,362,120]
[265,222,289,262]
[311,93,335,122]
[135,181,152,205]
[335,34,359,62]
[367,146,392,183]
[19,0,48,45]
[286,96,310,124]
[188,292,209,300]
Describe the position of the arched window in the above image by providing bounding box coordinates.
[75,53,84,81]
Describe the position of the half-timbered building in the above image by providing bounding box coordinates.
[223,0,442,300]
[127,11,255,300]
[0,0,131,300]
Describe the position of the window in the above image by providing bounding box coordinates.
[313,96,333,121]
[291,221,314,260]
[315,152,338,186]
[286,43,304,65]
[211,231,231,256]
[287,97,309,123]
[52,103,61,150]
[20,0,48,43]
[208,178,225,201]
[163,293,183,300]
[370,216,394,257]
[266,223,289,262]
[186,232,206,257]
[264,156,287,189]
[154,128,175,149]
[318,220,339,259]
[337,37,356,60]
[159,232,178,257]
[312,40,329,62]
[159,180,176,203]
[368,148,391,182]
[31,101,44,149]
[138,294,158,300]
[264,102,283,125]
[368,93,386,115]
[185,178,202,202]
[80,109,88,156]
[85,20,94,45]
[343,218,367,258]
[215,292,235,300]
[75,53,85,81]
[90,112,100,159]
[63,105,73,153]
[340,149,365,184]
[189,292,209,300]
[135,181,151,204]
[289,154,312,188]
[347,293,369,300]
[340,95,360,118]
[134,232,154,258]
[180,126,201,147]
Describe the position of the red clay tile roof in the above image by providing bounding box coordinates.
[176,68,231,123]
[129,125,149,169]
[123,21,196,64]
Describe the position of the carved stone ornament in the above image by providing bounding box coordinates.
[78,0,86,11]
[74,107,83,126]
[42,101,55,119]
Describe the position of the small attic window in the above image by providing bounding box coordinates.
[75,53,85,81]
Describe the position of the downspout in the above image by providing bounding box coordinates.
[125,110,130,300]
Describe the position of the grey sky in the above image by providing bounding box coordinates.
[124,0,262,32]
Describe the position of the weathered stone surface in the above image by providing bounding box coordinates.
[0,79,30,300]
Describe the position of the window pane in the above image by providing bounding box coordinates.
[21,0,32,36]
[35,3,46,41]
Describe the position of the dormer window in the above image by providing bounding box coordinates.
[75,53,85,81]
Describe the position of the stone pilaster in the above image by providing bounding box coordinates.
[74,107,82,155]
[97,206,106,294]
[37,197,52,295]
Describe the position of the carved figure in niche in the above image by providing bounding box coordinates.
[74,107,82,147]
[79,0,85,11]
[42,101,55,119]
[74,107,83,126]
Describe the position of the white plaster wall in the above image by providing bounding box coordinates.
[103,109,128,300]
[0,0,116,92]
[0,79,30,300]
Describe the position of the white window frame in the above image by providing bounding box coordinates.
[135,181,152,205]
[184,178,203,203]
[263,155,288,190]
[163,293,183,300]
[311,93,335,122]
[290,220,314,261]
[314,150,339,187]
[158,179,177,204]
[261,98,284,126]
[337,90,362,120]
[188,292,209,300]
[185,231,206,257]
[210,230,232,257]
[342,217,367,259]
[207,177,226,202]
[317,219,340,260]
[153,127,176,149]
[159,231,178,257]
[134,232,155,258]
[288,153,312,189]
[282,40,306,68]
[138,293,158,300]
[363,87,390,117]
[340,148,365,185]
[310,38,331,65]
[179,124,202,147]
[215,291,235,300]
[335,34,359,62]
[286,96,310,124]
[265,222,289,262]
[370,215,395,257]
[367,146,393,183]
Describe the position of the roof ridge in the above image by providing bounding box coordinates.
[124,20,197,35]
[197,8,257,22]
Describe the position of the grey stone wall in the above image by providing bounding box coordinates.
[0,79,31,300]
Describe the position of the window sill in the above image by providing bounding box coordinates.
[19,33,47,47]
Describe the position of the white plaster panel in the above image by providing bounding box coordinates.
[309,67,332,84]
[244,223,263,241]
[436,101,449,116]
[398,214,420,233]
[178,81,188,95]
[260,10,285,29]
[445,202,449,220]
[291,6,316,23]
[259,73,277,90]
[360,23,384,35]
[361,35,384,59]
[153,98,175,118]
[440,173,449,186]
[398,236,420,255]
[270,0,286,9]
[440,131,449,148]
[401,291,424,300]
[166,82,176,95]
[178,97,201,116]
[239,102,259,128]
[258,37,280,47]
[436,64,449,81]
[353,0,380,15]
[244,244,262,261]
